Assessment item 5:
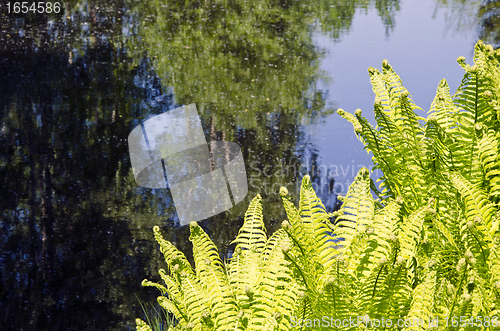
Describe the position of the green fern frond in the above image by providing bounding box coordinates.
[370,263,411,320]
[189,222,243,330]
[231,194,267,254]
[398,205,430,263]
[449,172,496,236]
[334,168,374,246]
[490,236,500,306]
[428,78,459,132]
[135,318,153,331]
[228,195,268,304]
[141,279,167,295]
[189,222,226,288]
[158,269,184,311]
[157,296,188,325]
[295,175,339,268]
[355,200,401,280]
[358,262,390,314]
[249,229,299,330]
[404,269,436,331]
[153,225,194,276]
[178,270,210,327]
[280,184,315,258]
[478,130,500,203]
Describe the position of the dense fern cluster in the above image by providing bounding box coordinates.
[137,40,500,330]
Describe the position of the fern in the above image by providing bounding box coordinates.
[137,40,500,331]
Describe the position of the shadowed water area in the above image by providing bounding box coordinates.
[0,0,496,329]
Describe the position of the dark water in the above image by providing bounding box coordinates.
[0,0,495,330]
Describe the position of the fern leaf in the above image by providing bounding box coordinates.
[404,270,436,331]
[157,296,188,325]
[478,130,500,203]
[449,172,496,236]
[135,318,153,331]
[231,194,267,254]
[249,229,300,330]
[189,222,243,330]
[398,205,429,262]
[153,225,194,276]
[228,195,267,305]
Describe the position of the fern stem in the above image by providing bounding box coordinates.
[447,267,467,321]
[282,250,310,291]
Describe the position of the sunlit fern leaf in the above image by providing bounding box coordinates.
[334,168,374,252]
[158,269,188,322]
[478,130,500,203]
[141,279,167,295]
[358,109,399,199]
[135,318,153,331]
[292,296,314,329]
[189,222,226,288]
[423,118,453,190]
[398,205,430,262]
[298,175,324,251]
[249,229,299,330]
[295,175,338,268]
[355,200,401,280]
[372,263,412,320]
[404,269,436,331]
[318,254,359,320]
[153,225,194,276]
[157,296,188,325]
[228,195,267,304]
[490,236,500,304]
[280,186,315,257]
[368,65,392,115]
[470,268,492,317]
[231,194,267,254]
[428,78,459,132]
[188,222,243,330]
[449,172,496,236]
[431,216,461,254]
[178,271,210,327]
[453,54,496,185]
[358,263,390,314]
[337,108,396,199]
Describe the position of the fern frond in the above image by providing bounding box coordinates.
[428,78,459,132]
[449,172,496,236]
[135,318,153,331]
[231,194,267,254]
[158,269,184,310]
[153,225,194,276]
[478,130,500,203]
[157,296,188,325]
[316,252,359,320]
[404,269,436,331]
[370,263,411,320]
[280,185,315,258]
[249,229,299,330]
[228,195,268,304]
[141,279,167,295]
[334,168,374,247]
[398,205,430,262]
[295,175,338,268]
[178,271,210,327]
[355,200,401,280]
[189,222,243,330]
